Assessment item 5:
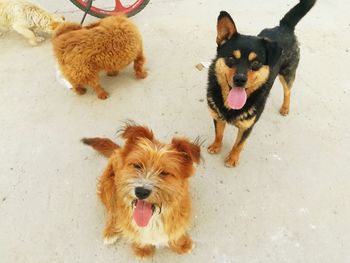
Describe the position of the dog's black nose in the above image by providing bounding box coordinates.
[135,187,151,200]
[233,74,247,87]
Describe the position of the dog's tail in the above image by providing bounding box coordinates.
[82,138,120,158]
[53,22,82,38]
[279,0,316,30]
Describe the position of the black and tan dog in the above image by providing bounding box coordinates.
[207,0,316,167]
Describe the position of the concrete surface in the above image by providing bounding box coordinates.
[1,0,350,262]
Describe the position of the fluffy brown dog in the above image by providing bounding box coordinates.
[82,124,200,259]
[52,15,147,100]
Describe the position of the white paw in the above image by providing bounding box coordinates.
[29,37,45,45]
[36,36,45,42]
[29,39,38,46]
[186,242,195,254]
[103,235,120,245]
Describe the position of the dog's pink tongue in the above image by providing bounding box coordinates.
[133,200,153,227]
[227,87,247,110]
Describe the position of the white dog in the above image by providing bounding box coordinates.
[0,0,64,45]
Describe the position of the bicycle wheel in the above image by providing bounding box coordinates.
[69,0,150,18]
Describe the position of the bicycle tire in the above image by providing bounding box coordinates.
[69,0,149,18]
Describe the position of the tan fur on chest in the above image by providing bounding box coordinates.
[234,116,256,129]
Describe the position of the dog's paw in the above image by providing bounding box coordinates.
[136,71,148,79]
[176,238,193,255]
[75,86,87,95]
[208,143,222,154]
[107,71,119,77]
[29,37,45,45]
[169,235,194,255]
[29,39,39,46]
[279,106,289,116]
[103,234,120,245]
[225,155,239,168]
[98,91,109,100]
[132,244,155,259]
[36,36,45,42]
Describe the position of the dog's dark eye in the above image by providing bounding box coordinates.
[250,61,262,71]
[159,171,170,177]
[132,163,143,170]
[226,57,236,67]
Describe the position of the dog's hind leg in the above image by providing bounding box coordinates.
[90,78,109,100]
[278,75,294,116]
[279,56,299,116]
[106,70,119,77]
[133,50,147,79]
[12,23,44,45]
[73,85,87,95]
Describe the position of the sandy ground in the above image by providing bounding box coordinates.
[1,0,350,262]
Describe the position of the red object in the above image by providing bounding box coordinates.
[133,200,153,228]
[70,0,149,18]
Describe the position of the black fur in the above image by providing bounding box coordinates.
[280,0,316,30]
[207,0,316,166]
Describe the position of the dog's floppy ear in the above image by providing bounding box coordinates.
[217,11,237,45]
[171,138,201,165]
[121,124,154,143]
[262,37,282,67]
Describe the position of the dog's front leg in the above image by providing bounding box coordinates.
[98,160,121,244]
[12,23,44,45]
[98,159,116,207]
[131,243,156,259]
[169,234,193,255]
[103,214,120,245]
[208,119,226,154]
[225,126,253,167]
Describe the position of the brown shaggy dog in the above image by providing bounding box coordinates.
[82,124,201,259]
[52,15,147,100]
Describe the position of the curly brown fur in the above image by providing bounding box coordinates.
[52,15,147,100]
[82,124,201,259]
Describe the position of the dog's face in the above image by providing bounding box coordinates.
[214,11,282,110]
[114,125,200,228]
